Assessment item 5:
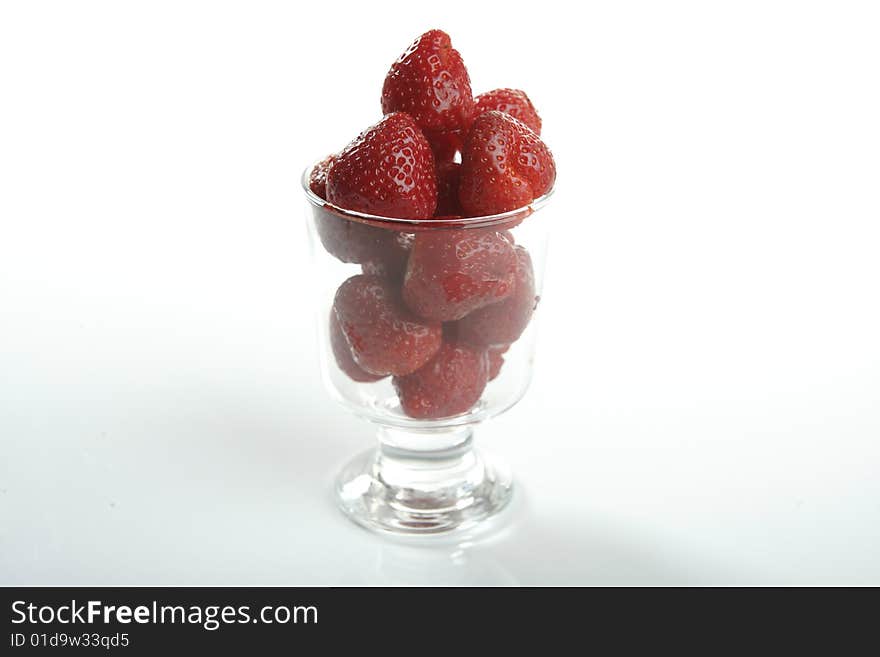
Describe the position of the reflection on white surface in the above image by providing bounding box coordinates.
[325,490,747,586]
[334,496,522,586]
[365,543,518,587]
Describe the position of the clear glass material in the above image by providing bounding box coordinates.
[302,165,553,535]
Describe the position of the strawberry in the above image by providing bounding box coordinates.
[381,30,475,135]
[333,274,442,376]
[402,229,516,321]
[435,161,463,217]
[459,110,556,216]
[329,310,386,383]
[308,154,337,199]
[427,130,464,165]
[326,113,437,219]
[474,88,542,134]
[314,211,393,264]
[487,345,509,381]
[361,231,414,282]
[455,245,537,346]
[393,341,489,419]
[310,153,396,264]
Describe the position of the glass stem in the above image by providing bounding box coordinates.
[335,425,512,534]
[373,426,481,498]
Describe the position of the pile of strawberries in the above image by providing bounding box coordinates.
[309,29,555,420]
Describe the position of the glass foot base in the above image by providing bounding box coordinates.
[335,432,513,536]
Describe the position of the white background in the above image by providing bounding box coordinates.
[1,0,879,585]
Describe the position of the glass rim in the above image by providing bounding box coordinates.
[301,161,555,229]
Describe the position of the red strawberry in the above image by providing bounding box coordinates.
[435,161,462,217]
[487,345,509,381]
[427,130,464,165]
[393,341,489,419]
[308,154,337,199]
[314,210,392,264]
[329,310,386,383]
[381,30,475,135]
[326,113,437,219]
[333,274,441,376]
[402,229,516,321]
[361,231,414,282]
[459,111,556,216]
[455,245,537,346]
[474,88,542,134]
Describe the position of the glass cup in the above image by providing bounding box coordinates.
[302,164,553,535]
